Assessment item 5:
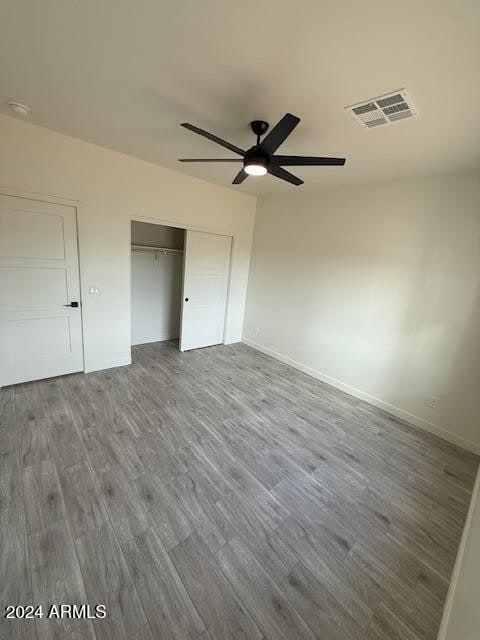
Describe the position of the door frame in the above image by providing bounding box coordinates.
[0,186,86,380]
[129,213,234,354]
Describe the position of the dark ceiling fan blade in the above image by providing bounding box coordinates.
[232,169,248,184]
[178,158,243,162]
[259,113,300,155]
[268,165,303,186]
[181,123,245,156]
[272,155,346,166]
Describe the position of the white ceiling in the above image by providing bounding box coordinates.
[1,1,479,195]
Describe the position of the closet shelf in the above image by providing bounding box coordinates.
[131,244,183,256]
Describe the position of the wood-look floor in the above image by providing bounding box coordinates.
[1,341,478,640]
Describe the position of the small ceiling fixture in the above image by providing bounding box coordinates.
[179,114,345,186]
[8,101,30,115]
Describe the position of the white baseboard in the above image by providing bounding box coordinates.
[84,356,132,373]
[131,334,177,346]
[436,465,480,639]
[242,337,480,456]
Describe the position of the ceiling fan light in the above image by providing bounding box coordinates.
[244,163,267,176]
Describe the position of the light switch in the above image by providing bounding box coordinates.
[89,287,99,294]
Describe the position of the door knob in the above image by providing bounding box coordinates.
[63,301,79,307]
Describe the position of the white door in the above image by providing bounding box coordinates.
[0,194,84,386]
[180,230,231,351]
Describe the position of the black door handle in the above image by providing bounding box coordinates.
[63,301,79,307]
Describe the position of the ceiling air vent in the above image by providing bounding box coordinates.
[346,89,418,128]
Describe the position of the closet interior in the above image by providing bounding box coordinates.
[130,221,185,346]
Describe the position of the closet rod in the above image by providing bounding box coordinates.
[131,244,183,255]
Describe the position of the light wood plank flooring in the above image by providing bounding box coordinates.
[1,340,478,640]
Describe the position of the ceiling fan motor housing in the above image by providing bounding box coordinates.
[244,146,270,170]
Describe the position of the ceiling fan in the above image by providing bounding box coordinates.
[179,113,345,186]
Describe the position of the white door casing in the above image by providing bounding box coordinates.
[0,194,84,386]
[180,230,231,351]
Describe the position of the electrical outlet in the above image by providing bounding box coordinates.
[427,396,440,409]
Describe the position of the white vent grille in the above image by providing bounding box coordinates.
[346,89,418,128]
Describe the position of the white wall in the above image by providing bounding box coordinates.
[0,114,256,372]
[244,173,480,452]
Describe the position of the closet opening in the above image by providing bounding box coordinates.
[130,221,185,349]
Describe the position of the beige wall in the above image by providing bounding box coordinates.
[244,173,480,451]
[0,114,256,372]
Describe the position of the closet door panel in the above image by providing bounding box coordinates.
[180,231,231,351]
